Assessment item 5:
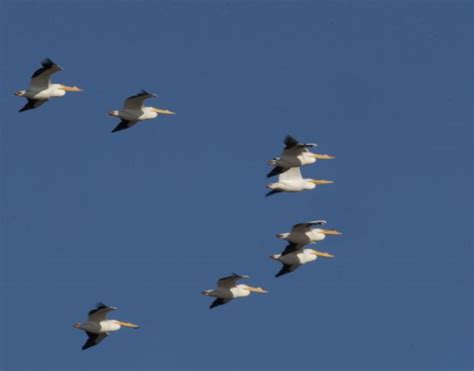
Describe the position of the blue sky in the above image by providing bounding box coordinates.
[1,0,472,369]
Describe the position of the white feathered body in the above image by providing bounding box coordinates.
[205,284,252,300]
[278,229,326,245]
[77,320,122,334]
[115,107,158,122]
[272,249,317,266]
[270,149,316,168]
[22,83,66,100]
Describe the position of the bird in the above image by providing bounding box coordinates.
[267,135,335,178]
[270,243,335,277]
[109,90,175,133]
[276,220,342,245]
[201,273,268,309]
[73,302,140,350]
[15,58,82,112]
[266,167,333,196]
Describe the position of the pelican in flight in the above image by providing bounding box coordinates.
[267,135,335,178]
[270,244,335,277]
[266,167,333,196]
[15,58,82,112]
[277,220,342,245]
[109,90,175,133]
[201,273,268,309]
[73,302,140,350]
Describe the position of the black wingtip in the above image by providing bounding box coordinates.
[266,166,285,178]
[266,189,282,197]
[41,57,54,66]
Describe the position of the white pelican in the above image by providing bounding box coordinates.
[73,302,140,350]
[15,58,82,112]
[201,273,268,309]
[266,167,333,196]
[270,244,335,277]
[109,90,175,133]
[267,135,335,178]
[276,220,342,245]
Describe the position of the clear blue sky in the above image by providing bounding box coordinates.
[1,0,472,369]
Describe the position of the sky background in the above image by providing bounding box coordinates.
[1,0,472,370]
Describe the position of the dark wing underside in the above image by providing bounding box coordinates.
[275,264,299,278]
[19,99,48,112]
[82,332,108,350]
[265,189,283,197]
[281,243,302,256]
[209,298,231,309]
[217,273,247,288]
[266,166,288,178]
[31,58,61,79]
[111,120,135,133]
[283,135,300,149]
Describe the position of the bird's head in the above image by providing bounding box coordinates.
[14,90,26,97]
[108,110,120,117]
[276,232,290,239]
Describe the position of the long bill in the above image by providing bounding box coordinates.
[309,179,334,185]
[117,321,140,329]
[311,250,335,258]
[311,153,335,160]
[320,228,342,235]
[60,85,83,92]
[151,107,176,115]
[244,285,268,294]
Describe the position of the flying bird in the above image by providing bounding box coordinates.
[73,302,140,350]
[266,167,333,196]
[15,58,82,112]
[201,273,268,309]
[270,243,335,277]
[267,135,335,178]
[109,90,175,133]
[276,220,342,245]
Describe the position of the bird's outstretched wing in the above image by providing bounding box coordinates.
[209,298,231,309]
[284,135,317,149]
[111,120,138,133]
[18,99,48,112]
[275,264,299,278]
[82,331,108,350]
[217,273,248,288]
[266,166,288,178]
[87,302,117,322]
[280,243,304,256]
[265,189,283,197]
[278,167,303,182]
[292,220,327,232]
[29,58,63,91]
[123,90,156,111]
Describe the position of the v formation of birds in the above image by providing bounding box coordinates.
[15,58,343,350]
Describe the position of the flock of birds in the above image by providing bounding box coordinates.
[15,58,342,350]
